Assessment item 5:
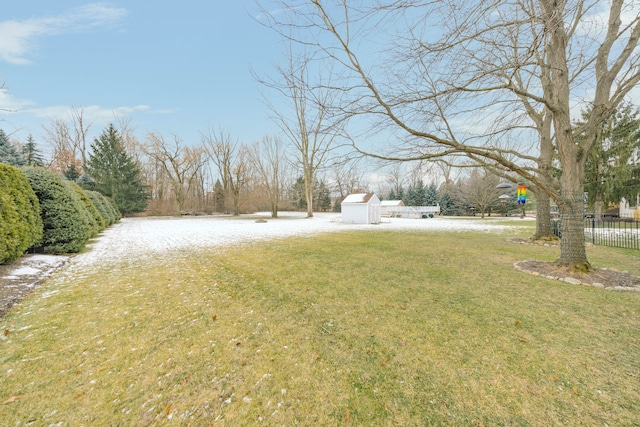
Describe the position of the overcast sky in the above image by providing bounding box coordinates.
[0,1,284,149]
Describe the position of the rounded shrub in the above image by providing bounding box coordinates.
[0,164,43,264]
[66,180,104,235]
[22,167,93,254]
[106,197,122,221]
[85,190,116,226]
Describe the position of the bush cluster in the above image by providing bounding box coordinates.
[0,167,121,260]
[0,164,43,263]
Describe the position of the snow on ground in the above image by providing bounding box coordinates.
[72,212,526,268]
[1,213,529,314]
[7,212,530,278]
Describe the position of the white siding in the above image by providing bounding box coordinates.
[341,193,381,224]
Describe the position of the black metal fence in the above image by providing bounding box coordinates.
[552,218,640,250]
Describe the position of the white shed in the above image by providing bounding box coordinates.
[341,192,381,224]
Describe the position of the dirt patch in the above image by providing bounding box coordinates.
[0,254,70,317]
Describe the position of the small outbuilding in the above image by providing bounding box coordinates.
[341,192,381,224]
[380,200,405,217]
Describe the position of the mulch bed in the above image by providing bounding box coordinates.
[508,238,640,290]
[516,260,640,290]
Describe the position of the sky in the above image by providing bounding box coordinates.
[0,1,285,150]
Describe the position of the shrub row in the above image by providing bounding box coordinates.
[0,165,120,263]
[0,164,43,264]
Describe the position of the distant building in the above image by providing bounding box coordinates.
[380,200,404,217]
[341,192,381,224]
[381,200,440,218]
[620,196,640,220]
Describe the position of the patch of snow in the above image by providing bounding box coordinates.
[3,213,523,282]
[66,213,519,271]
[8,267,41,276]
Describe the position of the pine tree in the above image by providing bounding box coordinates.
[580,103,640,218]
[213,179,226,213]
[315,180,332,211]
[22,134,45,166]
[63,163,81,181]
[405,180,426,206]
[292,177,307,210]
[85,124,149,214]
[0,129,25,166]
[425,182,439,206]
[438,192,458,216]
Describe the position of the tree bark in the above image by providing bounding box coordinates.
[540,0,591,271]
[533,190,555,240]
[557,170,589,271]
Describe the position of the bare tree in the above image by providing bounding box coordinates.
[254,45,341,218]
[42,107,93,173]
[328,155,365,199]
[42,120,79,174]
[261,0,640,271]
[145,132,207,215]
[452,169,503,219]
[249,135,289,217]
[69,106,93,168]
[202,128,251,216]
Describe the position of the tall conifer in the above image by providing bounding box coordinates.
[85,124,149,214]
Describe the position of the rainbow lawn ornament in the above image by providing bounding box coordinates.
[517,184,527,205]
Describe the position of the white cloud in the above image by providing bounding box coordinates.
[23,104,151,125]
[0,3,127,64]
[0,87,35,111]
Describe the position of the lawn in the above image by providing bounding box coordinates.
[1,225,639,426]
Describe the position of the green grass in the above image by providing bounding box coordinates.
[1,228,639,426]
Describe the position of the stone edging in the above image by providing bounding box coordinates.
[514,261,640,292]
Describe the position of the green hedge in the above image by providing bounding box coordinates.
[85,190,116,226]
[66,180,104,236]
[0,164,43,264]
[23,167,93,254]
[106,196,122,221]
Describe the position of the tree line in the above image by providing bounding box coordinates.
[1,99,637,223]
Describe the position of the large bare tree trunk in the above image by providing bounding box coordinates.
[541,0,589,270]
[532,112,557,240]
[532,190,554,239]
[557,162,589,270]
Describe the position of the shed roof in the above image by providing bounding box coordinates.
[342,192,377,204]
[381,200,404,207]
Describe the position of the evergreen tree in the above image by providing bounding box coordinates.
[438,192,458,216]
[76,174,94,188]
[0,129,25,166]
[405,180,426,206]
[315,180,332,211]
[63,163,81,181]
[213,179,226,213]
[292,177,307,210]
[425,182,439,206]
[22,134,45,166]
[579,103,640,218]
[84,124,149,214]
